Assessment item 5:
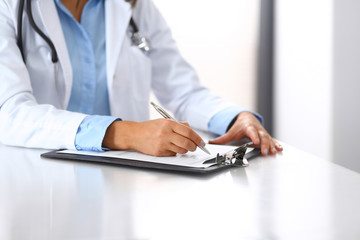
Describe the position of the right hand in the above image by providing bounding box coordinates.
[102,119,206,156]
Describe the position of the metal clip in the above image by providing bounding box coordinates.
[212,142,253,167]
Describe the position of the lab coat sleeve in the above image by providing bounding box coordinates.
[134,0,241,132]
[0,1,86,149]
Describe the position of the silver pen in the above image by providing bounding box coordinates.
[151,102,211,155]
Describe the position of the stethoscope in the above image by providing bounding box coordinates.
[16,0,151,65]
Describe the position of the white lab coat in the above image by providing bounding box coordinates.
[0,0,235,150]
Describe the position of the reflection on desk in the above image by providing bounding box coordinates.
[0,142,360,240]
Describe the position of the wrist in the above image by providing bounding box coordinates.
[226,114,240,132]
[102,121,136,150]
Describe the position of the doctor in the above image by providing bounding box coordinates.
[0,0,282,156]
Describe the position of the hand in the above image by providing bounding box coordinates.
[209,112,283,156]
[102,119,205,156]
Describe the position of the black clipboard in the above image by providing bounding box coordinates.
[41,142,260,174]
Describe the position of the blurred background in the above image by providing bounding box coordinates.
[153,0,360,173]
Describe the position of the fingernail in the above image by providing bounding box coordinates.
[272,147,276,153]
[256,138,260,144]
[200,141,206,147]
[277,144,283,150]
[264,149,268,155]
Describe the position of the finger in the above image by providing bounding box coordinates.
[269,140,276,155]
[259,131,270,156]
[170,134,197,152]
[180,122,190,127]
[273,139,283,152]
[150,148,177,157]
[160,150,177,157]
[209,132,234,145]
[245,126,261,145]
[168,143,189,154]
[172,123,204,147]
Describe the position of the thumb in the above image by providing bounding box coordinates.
[209,132,233,145]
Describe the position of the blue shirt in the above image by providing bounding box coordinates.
[55,0,258,151]
[55,0,117,151]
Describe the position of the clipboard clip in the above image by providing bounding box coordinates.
[205,142,253,167]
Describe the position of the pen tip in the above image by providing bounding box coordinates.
[203,147,211,155]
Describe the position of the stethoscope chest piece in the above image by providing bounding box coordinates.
[131,31,151,53]
[129,17,151,53]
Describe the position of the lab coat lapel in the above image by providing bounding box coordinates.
[105,0,132,98]
[37,0,73,108]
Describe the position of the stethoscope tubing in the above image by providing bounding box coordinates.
[17,0,58,63]
[16,0,148,64]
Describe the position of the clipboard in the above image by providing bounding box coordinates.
[41,142,260,174]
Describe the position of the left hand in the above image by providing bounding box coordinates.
[209,112,283,156]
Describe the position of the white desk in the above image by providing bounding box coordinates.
[1,142,360,240]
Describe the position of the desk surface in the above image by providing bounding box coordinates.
[1,142,360,240]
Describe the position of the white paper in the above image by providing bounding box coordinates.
[58,144,238,169]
